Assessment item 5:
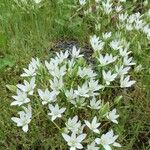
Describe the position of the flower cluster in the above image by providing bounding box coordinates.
[10,0,144,149]
[11,40,136,149]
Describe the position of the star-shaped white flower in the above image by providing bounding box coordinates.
[17,77,36,95]
[48,104,66,121]
[38,88,57,105]
[120,75,136,88]
[106,109,119,124]
[65,116,82,134]
[98,54,117,66]
[115,65,130,76]
[90,35,105,52]
[11,105,32,132]
[78,67,97,79]
[71,46,83,59]
[85,116,101,134]
[21,64,36,77]
[103,70,117,85]
[95,130,121,150]
[123,56,136,66]
[88,96,101,110]
[62,132,86,150]
[11,89,30,106]
[74,83,89,97]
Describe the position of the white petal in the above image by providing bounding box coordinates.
[22,124,29,132]
[62,133,70,142]
[113,142,121,147]
[103,144,112,150]
[77,134,86,142]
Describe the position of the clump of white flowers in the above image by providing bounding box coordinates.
[10,0,145,149]
[10,37,136,149]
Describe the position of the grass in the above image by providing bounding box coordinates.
[0,0,150,149]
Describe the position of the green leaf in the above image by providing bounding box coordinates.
[114,95,123,104]
[6,84,17,93]
[99,102,109,117]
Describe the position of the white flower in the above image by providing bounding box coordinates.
[123,56,136,66]
[78,67,97,78]
[102,1,113,14]
[38,89,57,105]
[119,48,131,57]
[17,77,36,95]
[71,46,83,59]
[11,105,32,132]
[30,57,40,70]
[115,5,122,13]
[85,116,101,134]
[106,109,119,124]
[74,83,89,97]
[103,70,117,85]
[90,35,105,52]
[115,65,130,76]
[49,77,64,94]
[65,116,82,133]
[134,19,145,30]
[89,96,101,110]
[79,0,86,6]
[21,64,36,77]
[48,104,66,121]
[102,32,112,40]
[62,132,86,150]
[88,79,103,96]
[120,75,136,88]
[11,89,30,106]
[50,65,66,78]
[125,24,133,31]
[95,130,121,150]
[87,141,99,150]
[98,54,117,66]
[119,13,128,22]
[110,40,122,50]
[55,50,69,64]
[65,88,77,101]
[45,59,58,72]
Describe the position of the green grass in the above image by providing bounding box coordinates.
[0,0,150,149]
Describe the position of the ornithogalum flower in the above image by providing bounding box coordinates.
[17,77,36,95]
[65,116,81,133]
[74,83,89,97]
[120,75,136,88]
[48,104,66,121]
[71,46,83,59]
[88,96,101,110]
[90,35,105,52]
[95,130,121,150]
[21,64,36,77]
[38,88,57,105]
[11,89,30,106]
[106,109,119,124]
[103,70,117,85]
[11,105,32,132]
[62,132,86,150]
[85,117,101,134]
